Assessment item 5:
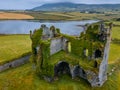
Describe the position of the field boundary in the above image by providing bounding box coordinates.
[0,55,30,72]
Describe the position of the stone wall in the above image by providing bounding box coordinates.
[42,25,55,39]
[71,65,87,79]
[54,61,87,80]
[98,34,111,86]
[87,26,111,87]
[0,55,30,72]
[50,37,68,55]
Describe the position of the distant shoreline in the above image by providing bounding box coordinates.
[0,11,99,21]
[0,10,120,21]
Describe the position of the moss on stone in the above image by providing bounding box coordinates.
[31,23,107,75]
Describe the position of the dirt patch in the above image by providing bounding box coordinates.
[0,12,34,19]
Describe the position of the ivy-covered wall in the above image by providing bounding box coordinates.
[62,24,105,59]
[30,23,107,76]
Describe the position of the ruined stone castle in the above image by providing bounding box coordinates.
[30,22,112,87]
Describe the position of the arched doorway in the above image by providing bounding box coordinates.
[54,61,71,77]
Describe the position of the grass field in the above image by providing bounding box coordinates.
[0,35,31,65]
[0,63,119,90]
[0,12,34,20]
[0,21,120,90]
[2,11,120,21]
[109,21,120,64]
[0,62,119,90]
[25,11,120,21]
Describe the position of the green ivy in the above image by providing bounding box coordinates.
[31,29,43,48]
[31,23,107,75]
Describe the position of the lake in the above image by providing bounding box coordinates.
[0,20,98,35]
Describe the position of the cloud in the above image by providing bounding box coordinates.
[0,0,120,10]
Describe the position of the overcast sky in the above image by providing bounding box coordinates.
[0,0,120,10]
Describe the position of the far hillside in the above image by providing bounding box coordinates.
[31,2,120,12]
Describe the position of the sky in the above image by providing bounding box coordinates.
[0,0,120,10]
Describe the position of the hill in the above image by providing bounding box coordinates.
[31,2,120,12]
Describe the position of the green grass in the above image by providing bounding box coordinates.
[25,11,120,21]
[0,63,34,90]
[0,35,31,65]
[48,51,96,71]
[0,62,120,90]
[109,21,120,63]
[3,11,120,21]
[0,21,120,90]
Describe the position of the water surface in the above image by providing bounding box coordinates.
[0,20,98,35]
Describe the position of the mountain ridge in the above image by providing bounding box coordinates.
[31,2,120,12]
